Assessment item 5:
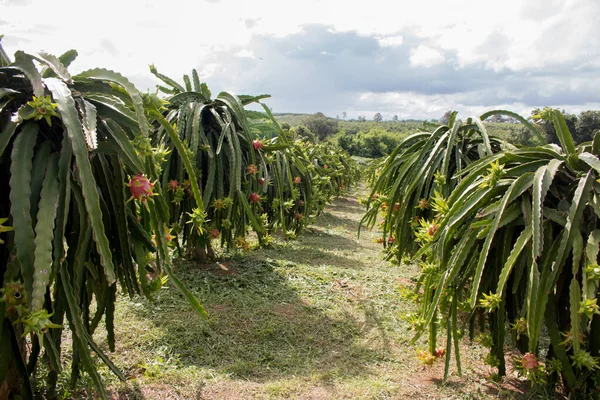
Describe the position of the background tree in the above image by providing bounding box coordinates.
[374,112,383,123]
[531,108,578,144]
[344,125,361,135]
[576,110,600,142]
[342,111,347,120]
[439,110,452,125]
[337,128,404,158]
[392,115,398,122]
[305,112,339,141]
[508,125,543,146]
[337,131,357,154]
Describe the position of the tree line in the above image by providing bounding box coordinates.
[276,109,600,159]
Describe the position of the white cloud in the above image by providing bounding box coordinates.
[2,0,595,75]
[235,49,255,59]
[1,0,598,118]
[2,0,596,74]
[353,90,600,121]
[377,35,403,48]
[409,45,445,68]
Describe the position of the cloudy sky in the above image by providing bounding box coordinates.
[2,0,599,120]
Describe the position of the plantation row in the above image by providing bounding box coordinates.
[0,45,359,398]
[363,110,600,396]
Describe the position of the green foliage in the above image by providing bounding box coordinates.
[276,113,491,152]
[148,67,360,261]
[485,122,544,146]
[334,119,453,159]
[576,110,600,143]
[337,128,407,158]
[361,112,508,259]
[0,49,205,398]
[0,42,359,399]
[290,125,316,142]
[338,118,425,136]
[366,108,600,396]
[530,107,600,145]
[304,112,339,141]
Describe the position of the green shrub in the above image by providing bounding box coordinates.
[337,128,407,158]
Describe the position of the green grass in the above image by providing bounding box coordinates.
[50,185,532,399]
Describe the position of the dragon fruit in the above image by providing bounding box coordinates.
[129,174,153,199]
[168,180,179,191]
[252,139,263,150]
[247,164,258,175]
[249,192,261,203]
[522,353,539,370]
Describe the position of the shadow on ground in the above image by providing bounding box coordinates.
[106,191,395,398]
[104,188,533,400]
[311,211,361,233]
[104,188,536,400]
[112,257,392,398]
[256,245,369,270]
[321,195,366,216]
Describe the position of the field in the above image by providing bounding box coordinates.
[51,185,537,400]
[274,113,432,135]
[273,113,536,154]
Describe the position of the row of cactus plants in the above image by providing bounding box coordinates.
[0,41,358,399]
[149,66,359,260]
[0,49,192,399]
[364,109,600,396]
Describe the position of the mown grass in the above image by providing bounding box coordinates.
[49,186,534,399]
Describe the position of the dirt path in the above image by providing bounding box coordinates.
[105,185,531,400]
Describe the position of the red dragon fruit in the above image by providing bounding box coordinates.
[522,353,539,370]
[252,139,263,150]
[427,223,438,236]
[129,174,153,200]
[249,192,261,203]
[168,180,179,191]
[434,347,446,358]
